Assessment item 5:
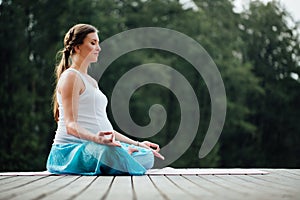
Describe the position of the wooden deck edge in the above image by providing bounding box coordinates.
[0,168,271,176]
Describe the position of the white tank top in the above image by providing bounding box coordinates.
[53,68,113,144]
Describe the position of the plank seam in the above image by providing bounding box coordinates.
[198,175,243,192]
[0,176,65,200]
[181,175,215,194]
[131,176,137,200]
[31,176,81,200]
[148,175,170,200]
[100,176,115,200]
[164,175,199,199]
[66,176,98,200]
[0,176,48,192]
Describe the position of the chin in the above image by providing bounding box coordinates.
[89,58,98,63]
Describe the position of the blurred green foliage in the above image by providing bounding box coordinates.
[0,0,299,171]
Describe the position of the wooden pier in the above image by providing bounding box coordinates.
[0,168,299,200]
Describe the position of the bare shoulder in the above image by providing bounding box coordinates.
[57,70,85,94]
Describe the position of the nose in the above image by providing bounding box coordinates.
[97,44,101,52]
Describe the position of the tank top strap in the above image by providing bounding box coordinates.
[67,68,89,88]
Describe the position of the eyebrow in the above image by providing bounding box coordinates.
[90,39,99,42]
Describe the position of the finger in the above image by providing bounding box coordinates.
[103,139,121,147]
[98,131,113,137]
[143,141,152,147]
[112,141,121,147]
[155,144,160,151]
[103,131,113,135]
[140,143,151,149]
[98,132,104,136]
[150,143,159,148]
[152,150,165,160]
[102,138,111,144]
[102,132,113,138]
[149,143,160,150]
[111,133,116,142]
[155,146,160,152]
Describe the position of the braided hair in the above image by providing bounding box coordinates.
[52,24,98,121]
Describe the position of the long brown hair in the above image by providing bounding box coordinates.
[52,24,98,121]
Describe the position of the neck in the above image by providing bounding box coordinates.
[71,60,89,74]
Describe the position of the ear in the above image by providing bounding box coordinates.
[74,45,80,54]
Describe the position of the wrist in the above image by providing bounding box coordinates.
[136,141,140,146]
[90,134,97,142]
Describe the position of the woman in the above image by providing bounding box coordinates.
[46,24,162,175]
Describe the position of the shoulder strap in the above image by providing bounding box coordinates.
[67,68,88,87]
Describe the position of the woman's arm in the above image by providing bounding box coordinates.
[113,130,139,145]
[114,130,164,159]
[59,71,120,146]
[114,130,160,151]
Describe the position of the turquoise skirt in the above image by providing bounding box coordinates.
[46,142,154,175]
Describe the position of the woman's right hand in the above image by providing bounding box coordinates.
[93,131,121,147]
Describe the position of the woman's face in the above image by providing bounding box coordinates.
[77,32,101,63]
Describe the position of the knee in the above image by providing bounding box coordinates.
[144,153,155,169]
[134,150,154,170]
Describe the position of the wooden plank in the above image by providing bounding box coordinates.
[0,176,22,186]
[10,175,79,200]
[184,175,254,200]
[0,169,299,200]
[0,176,43,193]
[287,169,300,174]
[248,174,300,193]
[199,175,252,199]
[198,173,299,200]
[0,171,52,176]
[258,171,300,187]
[264,169,300,179]
[149,175,196,200]
[283,169,300,176]
[132,175,164,200]
[235,174,299,199]
[181,175,218,194]
[147,168,268,175]
[166,175,213,199]
[105,176,133,200]
[276,169,300,180]
[215,175,284,200]
[73,176,114,200]
[41,176,96,200]
[215,175,262,190]
[0,176,12,180]
[0,176,62,200]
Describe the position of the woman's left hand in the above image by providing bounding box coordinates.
[139,141,160,152]
[139,141,164,160]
